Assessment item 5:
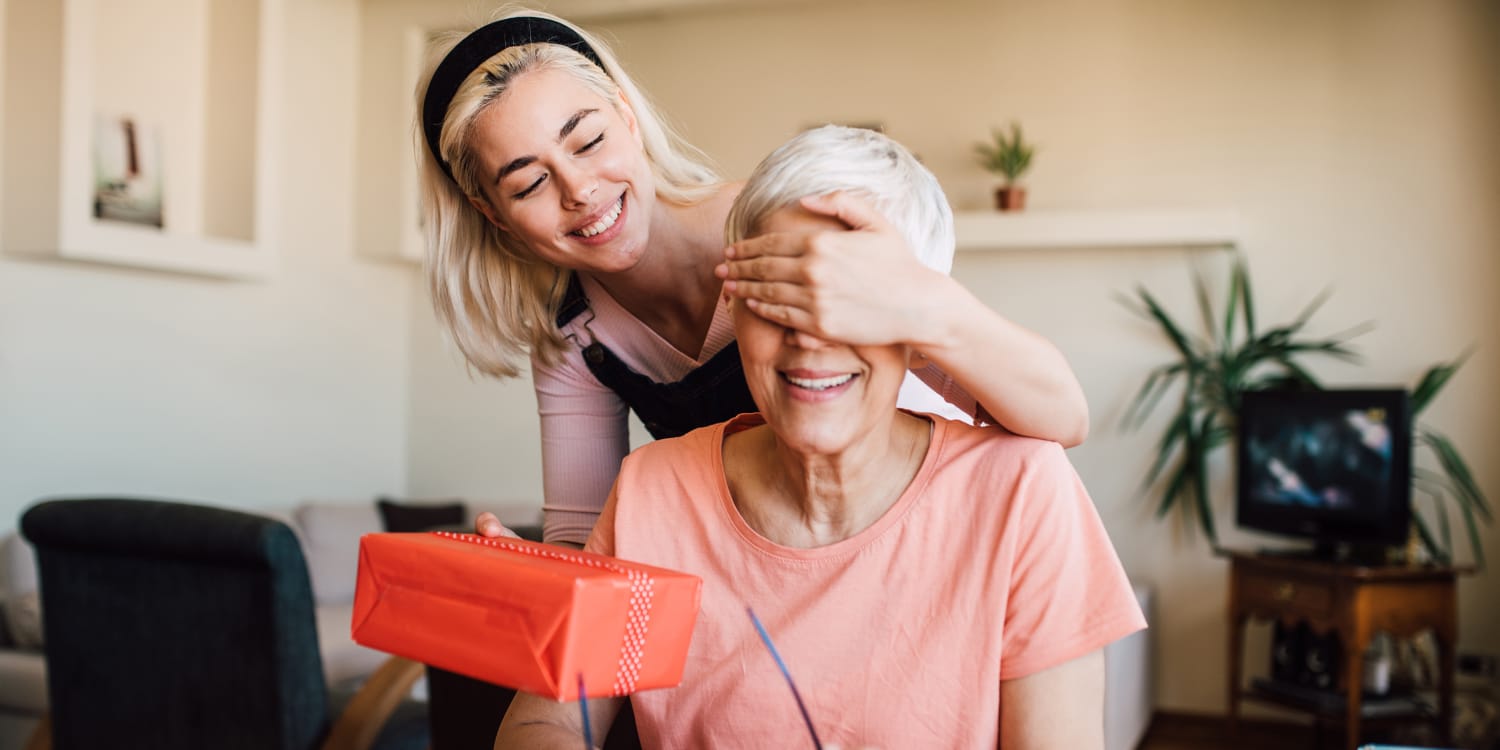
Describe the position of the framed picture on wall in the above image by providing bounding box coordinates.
[92,114,164,229]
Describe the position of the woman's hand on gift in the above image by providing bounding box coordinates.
[475,512,522,539]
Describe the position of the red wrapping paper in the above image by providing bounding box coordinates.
[351,531,701,700]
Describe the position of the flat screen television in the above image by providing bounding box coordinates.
[1236,388,1412,557]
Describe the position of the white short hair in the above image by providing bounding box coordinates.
[726,125,955,275]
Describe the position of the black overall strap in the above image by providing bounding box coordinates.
[581,339,757,439]
[555,273,591,328]
[554,273,757,439]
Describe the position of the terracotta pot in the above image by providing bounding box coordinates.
[994,186,1027,212]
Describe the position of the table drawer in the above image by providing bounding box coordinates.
[1239,573,1334,619]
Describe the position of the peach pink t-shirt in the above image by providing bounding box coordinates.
[586,413,1145,749]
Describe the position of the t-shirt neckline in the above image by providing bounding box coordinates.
[710,411,944,561]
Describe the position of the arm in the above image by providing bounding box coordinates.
[477,350,630,546]
[717,193,1088,446]
[999,649,1106,750]
[493,691,624,750]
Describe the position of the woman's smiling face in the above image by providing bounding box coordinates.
[465,67,655,274]
[734,205,912,457]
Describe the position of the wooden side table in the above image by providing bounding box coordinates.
[1226,550,1459,750]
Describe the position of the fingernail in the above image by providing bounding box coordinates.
[723,247,737,259]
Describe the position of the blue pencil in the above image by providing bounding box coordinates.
[747,607,823,750]
[577,672,593,749]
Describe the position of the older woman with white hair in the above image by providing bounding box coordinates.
[494,126,1144,749]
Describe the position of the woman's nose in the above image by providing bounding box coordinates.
[785,326,831,349]
[556,164,597,208]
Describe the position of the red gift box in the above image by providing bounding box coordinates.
[351,531,701,700]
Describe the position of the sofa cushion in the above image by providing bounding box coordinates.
[3,592,42,650]
[293,501,382,607]
[376,497,466,533]
[0,649,48,714]
[316,603,390,688]
[1,533,40,651]
[1,533,37,599]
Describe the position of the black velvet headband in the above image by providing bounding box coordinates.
[422,16,606,182]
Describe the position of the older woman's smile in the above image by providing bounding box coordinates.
[780,370,858,399]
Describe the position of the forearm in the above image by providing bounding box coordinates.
[999,650,1106,750]
[493,721,595,750]
[912,277,1089,446]
[494,692,620,750]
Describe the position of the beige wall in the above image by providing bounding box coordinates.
[0,0,414,526]
[395,0,1500,715]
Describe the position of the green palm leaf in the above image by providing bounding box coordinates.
[1143,409,1191,489]
[1191,412,1218,544]
[1158,458,1191,519]
[1435,493,1453,560]
[1222,260,1244,344]
[1411,513,1449,565]
[1193,266,1218,348]
[1421,430,1492,521]
[1410,352,1470,416]
[1135,287,1199,362]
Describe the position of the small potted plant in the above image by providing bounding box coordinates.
[973,122,1035,211]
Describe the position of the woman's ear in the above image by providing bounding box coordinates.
[468,194,506,231]
[615,91,642,144]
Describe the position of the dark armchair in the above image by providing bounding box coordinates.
[19,497,428,750]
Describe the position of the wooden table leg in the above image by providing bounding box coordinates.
[1228,613,1245,735]
[1436,627,1456,747]
[1343,628,1367,750]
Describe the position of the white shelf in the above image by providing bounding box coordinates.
[1,0,283,280]
[954,209,1240,252]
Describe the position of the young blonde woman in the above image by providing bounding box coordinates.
[418,10,1090,546]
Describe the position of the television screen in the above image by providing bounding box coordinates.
[1236,389,1412,549]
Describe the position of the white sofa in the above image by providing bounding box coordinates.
[1105,584,1156,750]
[0,500,417,750]
[0,532,44,749]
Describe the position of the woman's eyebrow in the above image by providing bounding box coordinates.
[495,108,601,184]
[558,108,598,141]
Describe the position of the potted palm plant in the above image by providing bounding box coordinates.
[973,122,1035,211]
[1122,256,1490,565]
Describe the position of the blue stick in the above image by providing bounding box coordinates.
[747,607,823,750]
[577,672,593,749]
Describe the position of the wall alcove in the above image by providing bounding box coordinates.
[1,0,283,279]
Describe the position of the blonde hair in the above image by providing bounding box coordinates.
[418,9,722,378]
[726,125,955,275]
